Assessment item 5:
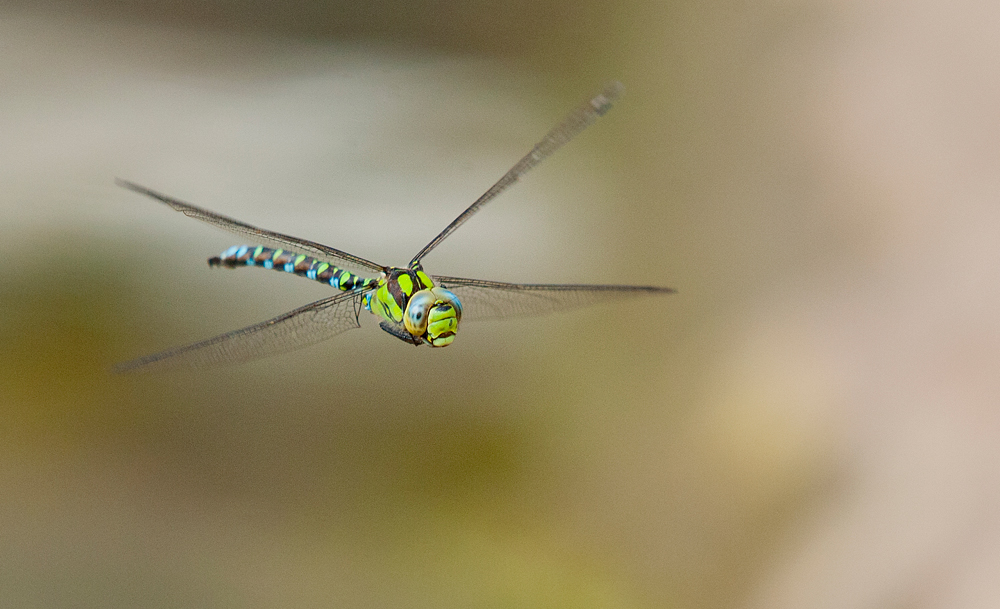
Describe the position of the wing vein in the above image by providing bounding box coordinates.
[117,180,386,274]
[409,82,624,265]
[433,275,674,322]
[114,290,368,372]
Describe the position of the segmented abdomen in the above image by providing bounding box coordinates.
[210,245,376,291]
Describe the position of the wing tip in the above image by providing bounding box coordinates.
[110,358,146,375]
[115,178,164,202]
[111,349,177,374]
[115,177,140,191]
[593,81,625,115]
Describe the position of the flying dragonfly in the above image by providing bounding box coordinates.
[115,82,674,372]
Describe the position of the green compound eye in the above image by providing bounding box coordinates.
[403,290,437,335]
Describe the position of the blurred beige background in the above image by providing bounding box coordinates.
[2,1,999,608]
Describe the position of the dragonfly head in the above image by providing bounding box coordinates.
[403,288,463,347]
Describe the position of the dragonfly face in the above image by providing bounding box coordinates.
[404,287,463,347]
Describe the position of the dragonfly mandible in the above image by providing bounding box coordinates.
[115,82,674,372]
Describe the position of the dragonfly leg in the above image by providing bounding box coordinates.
[352,294,364,325]
[378,321,423,346]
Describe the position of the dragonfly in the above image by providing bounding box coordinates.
[115,82,674,372]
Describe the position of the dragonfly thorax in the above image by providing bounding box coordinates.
[370,268,462,347]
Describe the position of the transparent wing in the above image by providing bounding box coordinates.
[117,179,386,274]
[433,275,674,322]
[114,290,369,373]
[409,82,624,265]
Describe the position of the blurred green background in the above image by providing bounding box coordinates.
[3,1,1000,608]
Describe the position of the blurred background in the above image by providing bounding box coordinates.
[2,1,1000,607]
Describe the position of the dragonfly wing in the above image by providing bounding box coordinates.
[432,275,675,322]
[409,82,624,265]
[114,290,369,373]
[117,180,386,274]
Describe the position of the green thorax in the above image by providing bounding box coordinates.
[370,266,436,324]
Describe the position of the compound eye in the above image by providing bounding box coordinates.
[403,290,436,335]
[429,288,462,322]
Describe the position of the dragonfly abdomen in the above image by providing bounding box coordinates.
[210,245,375,291]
